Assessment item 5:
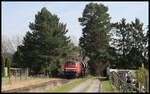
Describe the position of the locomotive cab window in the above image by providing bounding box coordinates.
[65,61,76,66]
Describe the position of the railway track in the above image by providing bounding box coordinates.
[2,78,74,93]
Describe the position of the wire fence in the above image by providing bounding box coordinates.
[109,71,139,93]
[2,73,51,85]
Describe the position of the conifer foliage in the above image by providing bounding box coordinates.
[79,3,112,75]
[13,7,70,76]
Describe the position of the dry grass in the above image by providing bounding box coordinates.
[1,76,61,91]
[30,79,79,92]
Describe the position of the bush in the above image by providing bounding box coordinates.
[7,58,11,77]
[2,55,5,77]
[136,66,148,92]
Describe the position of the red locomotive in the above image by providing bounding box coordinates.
[64,57,89,78]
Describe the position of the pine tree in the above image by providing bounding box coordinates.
[65,42,80,61]
[111,18,148,69]
[129,18,148,69]
[12,47,24,68]
[111,18,131,68]
[12,7,70,76]
[79,3,112,75]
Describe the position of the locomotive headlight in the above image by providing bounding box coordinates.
[65,68,76,72]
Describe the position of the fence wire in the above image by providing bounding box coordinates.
[110,71,139,93]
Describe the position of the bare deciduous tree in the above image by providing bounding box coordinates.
[11,34,23,51]
[2,34,23,56]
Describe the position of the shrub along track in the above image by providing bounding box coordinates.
[2,78,75,93]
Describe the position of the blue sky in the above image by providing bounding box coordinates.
[2,1,149,46]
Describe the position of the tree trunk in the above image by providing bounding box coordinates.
[96,61,110,76]
[96,62,103,76]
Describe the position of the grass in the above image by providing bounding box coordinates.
[46,75,93,92]
[102,80,114,92]
[127,89,137,93]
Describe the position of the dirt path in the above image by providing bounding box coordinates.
[68,79,92,92]
[68,78,101,92]
[86,79,101,92]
